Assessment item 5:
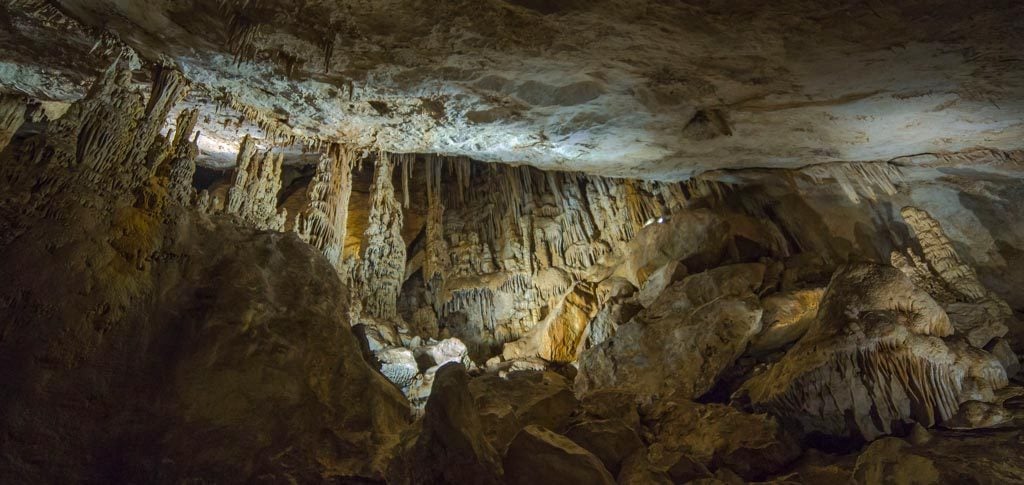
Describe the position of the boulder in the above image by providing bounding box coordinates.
[578,388,642,430]
[387,363,502,485]
[636,260,688,307]
[740,264,1008,440]
[469,370,580,451]
[986,338,1020,378]
[577,264,766,399]
[612,209,732,287]
[852,430,1024,484]
[503,425,615,485]
[617,449,674,485]
[0,212,411,483]
[644,398,800,480]
[564,419,644,475]
[415,337,470,369]
[945,302,1009,348]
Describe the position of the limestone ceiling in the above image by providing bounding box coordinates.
[2,0,1023,178]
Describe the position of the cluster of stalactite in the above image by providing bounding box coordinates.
[223,134,287,231]
[802,161,902,204]
[0,60,187,223]
[293,143,354,271]
[387,154,734,348]
[354,152,407,321]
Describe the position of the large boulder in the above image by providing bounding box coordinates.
[945,302,1009,349]
[0,211,411,483]
[644,398,801,480]
[564,419,644,475]
[503,425,615,485]
[576,264,765,399]
[740,264,1008,440]
[387,363,503,484]
[611,209,732,287]
[469,370,580,452]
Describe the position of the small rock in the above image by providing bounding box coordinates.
[376,347,419,390]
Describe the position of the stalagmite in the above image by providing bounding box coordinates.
[2,59,187,215]
[165,109,201,205]
[224,135,286,230]
[424,156,450,294]
[294,144,354,271]
[356,152,406,320]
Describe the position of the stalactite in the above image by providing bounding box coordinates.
[0,95,27,153]
[3,59,188,215]
[803,161,902,204]
[294,144,354,271]
[356,152,406,320]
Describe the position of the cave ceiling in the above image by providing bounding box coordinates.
[2,0,1023,177]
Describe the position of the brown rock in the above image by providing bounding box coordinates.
[564,419,644,475]
[469,370,580,451]
[577,264,766,399]
[747,288,825,356]
[387,363,502,485]
[645,398,800,480]
[503,425,615,485]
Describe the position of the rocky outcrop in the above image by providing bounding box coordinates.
[564,419,644,476]
[740,263,1008,440]
[852,430,1024,484]
[0,94,26,153]
[503,425,615,485]
[892,206,1012,350]
[576,263,766,399]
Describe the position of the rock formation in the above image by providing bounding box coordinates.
[576,263,767,399]
[740,263,1008,440]
[293,144,354,272]
[223,135,287,231]
[356,152,406,320]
